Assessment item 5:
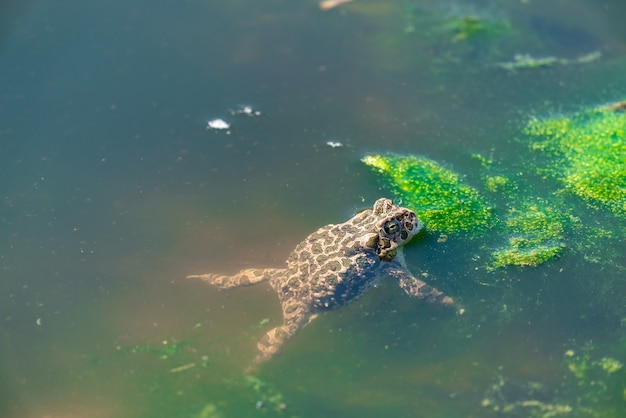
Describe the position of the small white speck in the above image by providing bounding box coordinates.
[241,105,261,116]
[207,119,230,130]
[36,318,42,326]
[231,105,261,116]
[326,141,343,148]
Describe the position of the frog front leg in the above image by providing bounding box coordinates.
[384,262,454,305]
[382,250,454,305]
[395,272,454,305]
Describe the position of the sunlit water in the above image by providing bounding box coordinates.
[2,0,626,417]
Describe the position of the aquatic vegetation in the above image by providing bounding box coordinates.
[481,375,572,417]
[116,337,211,370]
[490,199,570,269]
[442,14,511,43]
[481,343,626,417]
[362,153,494,235]
[362,153,573,268]
[402,3,511,43]
[363,97,626,270]
[498,54,565,71]
[484,175,512,193]
[491,242,562,270]
[562,344,626,416]
[525,103,626,218]
[195,403,224,418]
[244,375,299,417]
[497,51,601,71]
[119,339,188,359]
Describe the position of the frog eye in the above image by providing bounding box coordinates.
[383,220,399,234]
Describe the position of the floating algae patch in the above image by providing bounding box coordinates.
[363,151,613,269]
[561,343,626,417]
[195,403,224,418]
[442,13,511,43]
[403,3,511,42]
[481,341,626,417]
[115,337,211,371]
[362,153,494,236]
[525,102,626,219]
[496,51,601,71]
[117,338,188,359]
[490,198,572,269]
[209,374,300,417]
[470,154,573,269]
[244,374,297,416]
[481,375,572,417]
[484,175,511,193]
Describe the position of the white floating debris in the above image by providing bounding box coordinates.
[207,119,230,130]
[326,141,343,148]
[230,105,261,117]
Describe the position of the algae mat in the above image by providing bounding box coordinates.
[361,154,494,236]
[363,153,573,269]
[362,100,626,270]
[526,103,626,219]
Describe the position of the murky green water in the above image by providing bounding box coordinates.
[2,0,625,417]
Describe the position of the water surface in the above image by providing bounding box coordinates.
[2,0,625,417]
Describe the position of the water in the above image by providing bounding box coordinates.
[1,0,625,417]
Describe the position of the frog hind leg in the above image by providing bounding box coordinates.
[186,268,284,289]
[253,300,316,364]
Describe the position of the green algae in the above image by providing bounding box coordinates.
[362,153,494,235]
[363,107,625,270]
[490,199,571,269]
[119,339,188,359]
[484,175,511,193]
[474,163,574,269]
[471,155,519,196]
[195,403,224,418]
[491,243,563,270]
[481,343,626,417]
[204,374,299,417]
[497,51,601,71]
[244,375,297,415]
[598,357,624,374]
[498,54,565,71]
[443,14,511,42]
[362,153,572,269]
[116,337,211,371]
[481,375,573,417]
[562,344,626,416]
[525,104,626,218]
[402,3,511,43]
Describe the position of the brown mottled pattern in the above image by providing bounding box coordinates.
[187,198,453,368]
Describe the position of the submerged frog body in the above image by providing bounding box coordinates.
[187,198,452,365]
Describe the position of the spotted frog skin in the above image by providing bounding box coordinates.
[187,198,452,365]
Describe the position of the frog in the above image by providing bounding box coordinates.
[187,198,453,365]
